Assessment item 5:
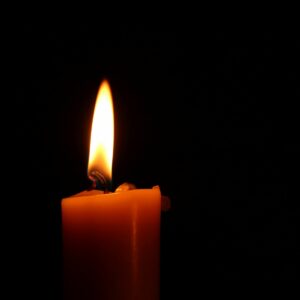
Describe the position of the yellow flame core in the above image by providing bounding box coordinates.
[88,80,114,181]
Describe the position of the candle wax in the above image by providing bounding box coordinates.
[62,187,161,300]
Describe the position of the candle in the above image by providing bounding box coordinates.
[62,80,161,300]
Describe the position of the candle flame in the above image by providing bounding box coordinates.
[88,80,114,182]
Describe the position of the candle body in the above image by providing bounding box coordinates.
[62,188,161,300]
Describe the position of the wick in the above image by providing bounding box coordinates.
[88,170,111,193]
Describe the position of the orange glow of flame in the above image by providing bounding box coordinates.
[88,80,114,182]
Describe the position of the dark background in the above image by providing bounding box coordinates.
[10,20,300,298]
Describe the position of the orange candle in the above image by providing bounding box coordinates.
[62,81,161,300]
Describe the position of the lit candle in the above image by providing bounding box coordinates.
[62,80,162,300]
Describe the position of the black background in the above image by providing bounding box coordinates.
[9,19,300,298]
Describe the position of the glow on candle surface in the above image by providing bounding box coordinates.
[62,80,161,300]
